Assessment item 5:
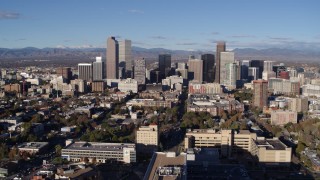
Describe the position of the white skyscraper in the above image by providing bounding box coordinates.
[262,60,276,80]
[93,57,103,81]
[248,67,259,81]
[220,52,235,85]
[225,63,238,88]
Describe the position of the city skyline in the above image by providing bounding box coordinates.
[1,0,320,51]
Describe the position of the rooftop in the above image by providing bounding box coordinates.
[63,142,135,152]
[18,142,48,149]
[255,139,287,150]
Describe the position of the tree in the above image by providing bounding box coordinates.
[55,145,62,156]
[83,157,89,164]
[296,141,306,155]
[8,146,18,160]
[0,143,8,160]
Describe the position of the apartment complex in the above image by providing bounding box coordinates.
[136,124,158,153]
[61,141,136,164]
[270,110,298,126]
[188,82,222,95]
[126,99,172,108]
[253,80,268,108]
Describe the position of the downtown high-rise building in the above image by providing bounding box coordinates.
[158,54,172,79]
[56,67,72,83]
[188,58,203,83]
[225,63,238,88]
[134,58,146,85]
[220,51,235,85]
[240,60,251,80]
[215,41,226,83]
[262,60,276,80]
[253,80,268,109]
[119,39,133,78]
[201,54,215,83]
[250,60,264,79]
[106,36,119,79]
[93,57,104,81]
[248,67,259,82]
[78,63,92,82]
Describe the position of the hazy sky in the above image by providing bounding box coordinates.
[1,0,319,51]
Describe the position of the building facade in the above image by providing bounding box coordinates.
[106,36,119,79]
[253,80,268,108]
[78,63,92,82]
[215,41,226,83]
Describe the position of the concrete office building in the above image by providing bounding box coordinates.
[106,37,119,79]
[78,63,92,82]
[134,58,146,85]
[188,59,203,83]
[91,81,104,92]
[136,124,158,153]
[270,110,298,126]
[288,97,309,112]
[185,129,292,165]
[268,78,300,96]
[185,129,257,157]
[17,142,49,155]
[92,57,104,81]
[201,54,215,83]
[262,61,276,80]
[215,41,226,83]
[56,67,72,83]
[252,137,292,165]
[158,54,171,79]
[302,84,320,97]
[220,52,235,85]
[62,141,136,164]
[248,67,259,81]
[253,80,268,108]
[71,79,87,93]
[119,39,133,78]
[118,78,138,93]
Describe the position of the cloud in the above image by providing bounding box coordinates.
[0,11,20,20]
[55,44,101,49]
[176,42,198,46]
[268,36,292,41]
[64,39,72,42]
[230,35,256,38]
[128,9,144,14]
[150,36,167,40]
[211,32,220,35]
[16,38,26,41]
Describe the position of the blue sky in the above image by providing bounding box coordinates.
[0,0,319,51]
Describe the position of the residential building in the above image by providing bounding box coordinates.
[17,142,48,155]
[61,141,136,164]
[270,110,298,125]
[56,67,72,83]
[225,63,238,89]
[288,97,308,112]
[188,82,222,94]
[91,81,105,92]
[253,80,268,108]
[302,84,320,97]
[136,124,158,153]
[126,99,172,108]
[269,78,300,96]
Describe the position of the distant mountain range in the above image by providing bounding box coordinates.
[0,46,319,63]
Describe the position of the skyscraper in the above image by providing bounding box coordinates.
[134,58,146,85]
[188,58,203,83]
[56,67,72,83]
[201,54,215,83]
[119,39,133,78]
[240,60,251,80]
[215,41,226,83]
[93,57,104,81]
[158,54,171,79]
[106,37,119,79]
[250,60,264,79]
[253,80,268,108]
[248,67,259,82]
[225,63,238,88]
[220,52,234,85]
[262,60,276,80]
[78,63,92,82]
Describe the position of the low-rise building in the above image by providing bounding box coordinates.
[17,142,49,155]
[61,141,136,164]
[126,99,172,108]
[270,110,298,126]
[117,78,138,93]
[136,124,158,154]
